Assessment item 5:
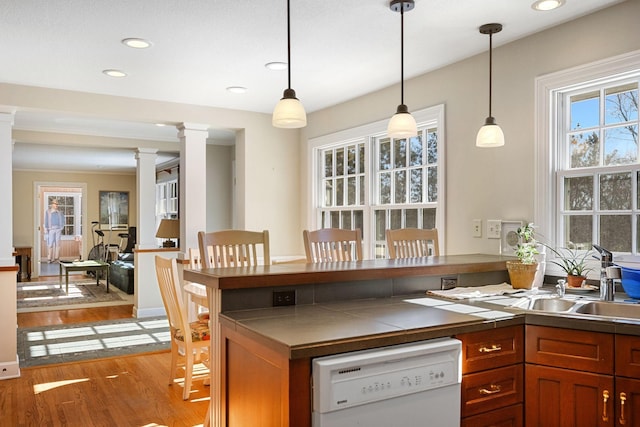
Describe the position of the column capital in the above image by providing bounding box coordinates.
[177,123,209,138]
[0,112,15,125]
[135,147,158,159]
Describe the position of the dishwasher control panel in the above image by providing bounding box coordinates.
[313,337,461,412]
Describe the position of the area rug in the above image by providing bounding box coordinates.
[17,279,124,310]
[18,316,170,367]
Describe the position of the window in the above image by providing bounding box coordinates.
[310,105,445,259]
[536,51,640,265]
[45,193,81,238]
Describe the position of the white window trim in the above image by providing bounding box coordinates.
[535,49,640,268]
[308,104,446,258]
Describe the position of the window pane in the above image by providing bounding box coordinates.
[379,138,391,170]
[375,210,386,241]
[600,172,631,210]
[604,125,638,165]
[394,170,406,204]
[394,138,407,168]
[564,176,593,210]
[347,177,356,205]
[336,149,344,176]
[330,211,339,227]
[569,131,599,168]
[341,211,351,229]
[422,208,436,229]
[563,215,592,249]
[379,172,391,204]
[359,176,364,205]
[409,136,423,166]
[324,180,333,207]
[428,166,438,202]
[390,209,402,230]
[406,209,418,228]
[324,151,333,178]
[410,169,423,203]
[358,144,365,174]
[427,129,438,164]
[354,210,363,236]
[336,178,344,206]
[570,91,599,131]
[347,146,356,175]
[600,215,631,252]
[605,83,638,125]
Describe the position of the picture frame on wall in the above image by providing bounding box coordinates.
[99,191,129,230]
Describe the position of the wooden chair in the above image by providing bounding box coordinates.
[197,229,270,268]
[154,256,210,400]
[303,228,363,263]
[386,228,440,259]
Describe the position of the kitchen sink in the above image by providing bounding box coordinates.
[572,301,640,319]
[529,298,576,312]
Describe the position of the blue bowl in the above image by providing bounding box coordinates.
[620,267,640,299]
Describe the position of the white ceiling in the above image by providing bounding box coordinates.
[2,0,626,172]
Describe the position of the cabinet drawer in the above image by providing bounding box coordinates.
[525,325,613,374]
[616,334,640,378]
[462,364,523,418]
[457,325,523,374]
[461,403,523,427]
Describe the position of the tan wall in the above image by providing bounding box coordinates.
[13,170,136,264]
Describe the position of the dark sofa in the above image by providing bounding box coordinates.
[110,253,134,294]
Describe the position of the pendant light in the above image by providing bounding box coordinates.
[387,0,417,139]
[476,23,504,147]
[272,0,307,128]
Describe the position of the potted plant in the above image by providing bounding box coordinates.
[546,245,594,288]
[507,223,540,289]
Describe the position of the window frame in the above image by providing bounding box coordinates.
[535,49,640,268]
[308,104,446,259]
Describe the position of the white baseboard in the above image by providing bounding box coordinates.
[134,306,166,318]
[0,356,21,380]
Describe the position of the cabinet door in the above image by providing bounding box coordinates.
[461,403,522,427]
[525,364,614,427]
[616,334,640,378]
[616,377,640,427]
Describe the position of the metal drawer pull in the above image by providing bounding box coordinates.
[602,390,609,422]
[479,384,501,395]
[479,344,502,353]
[619,392,626,425]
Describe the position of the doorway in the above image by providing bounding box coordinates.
[35,182,87,278]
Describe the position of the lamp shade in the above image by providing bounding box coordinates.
[156,219,180,239]
[476,117,505,147]
[273,89,307,128]
[388,105,417,139]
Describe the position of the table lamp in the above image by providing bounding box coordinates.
[156,219,180,248]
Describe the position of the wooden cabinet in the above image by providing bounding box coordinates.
[615,335,640,427]
[457,325,524,427]
[525,325,618,427]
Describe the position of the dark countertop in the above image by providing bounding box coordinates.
[221,293,640,360]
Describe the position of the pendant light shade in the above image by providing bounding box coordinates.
[273,0,306,128]
[476,23,504,148]
[388,0,417,139]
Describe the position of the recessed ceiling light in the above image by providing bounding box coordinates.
[531,0,565,11]
[265,62,287,71]
[155,123,167,127]
[226,86,248,94]
[102,69,127,78]
[122,38,152,49]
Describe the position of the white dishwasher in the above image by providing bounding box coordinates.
[312,337,462,427]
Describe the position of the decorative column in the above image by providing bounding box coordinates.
[135,148,159,249]
[177,123,208,254]
[0,112,20,380]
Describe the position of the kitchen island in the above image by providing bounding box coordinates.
[184,254,515,427]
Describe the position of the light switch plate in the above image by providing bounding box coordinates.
[487,220,501,239]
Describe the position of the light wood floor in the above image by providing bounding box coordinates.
[6,285,209,426]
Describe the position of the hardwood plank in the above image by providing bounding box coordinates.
[0,352,208,427]
[17,305,134,328]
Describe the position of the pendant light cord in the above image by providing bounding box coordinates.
[287,0,292,90]
[488,32,493,118]
[400,4,405,106]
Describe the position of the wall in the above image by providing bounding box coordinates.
[206,144,233,232]
[302,0,640,256]
[13,170,136,269]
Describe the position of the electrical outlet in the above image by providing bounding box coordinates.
[273,290,296,306]
[472,219,482,238]
[487,220,502,239]
[441,277,458,290]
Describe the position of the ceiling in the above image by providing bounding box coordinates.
[2,0,626,172]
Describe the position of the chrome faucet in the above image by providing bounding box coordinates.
[593,244,614,301]
[556,279,566,298]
